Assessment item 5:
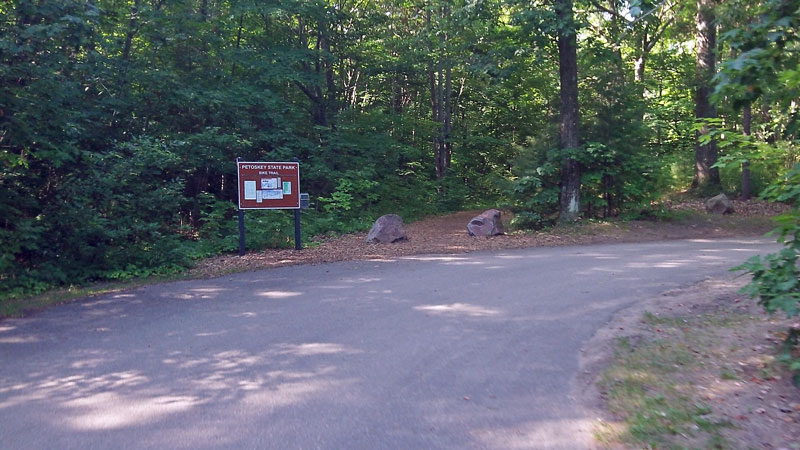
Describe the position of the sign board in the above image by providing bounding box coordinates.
[237,161,300,209]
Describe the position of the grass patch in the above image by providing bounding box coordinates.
[643,309,751,329]
[720,369,739,380]
[600,324,734,449]
[0,272,194,319]
[642,311,689,327]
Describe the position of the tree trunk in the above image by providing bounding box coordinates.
[231,15,243,77]
[634,54,646,84]
[436,52,445,177]
[742,102,752,200]
[443,60,452,171]
[556,0,581,222]
[122,0,140,61]
[322,31,337,128]
[200,0,208,21]
[293,18,334,128]
[761,103,776,144]
[428,5,452,180]
[692,0,720,191]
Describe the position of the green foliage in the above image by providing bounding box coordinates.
[190,193,239,258]
[502,137,561,229]
[245,211,298,250]
[734,244,800,385]
[317,172,380,232]
[698,118,797,195]
[736,248,800,316]
[1,135,192,295]
[576,141,667,218]
[579,39,668,217]
[504,137,669,229]
[717,0,800,385]
[778,327,800,386]
[734,163,800,384]
[509,211,547,230]
[2,0,798,304]
[714,0,800,108]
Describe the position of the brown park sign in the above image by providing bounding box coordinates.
[237,161,300,210]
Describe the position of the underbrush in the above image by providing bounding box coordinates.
[0,181,477,314]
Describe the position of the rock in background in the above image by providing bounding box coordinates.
[366,214,407,243]
[706,193,735,215]
[467,209,504,237]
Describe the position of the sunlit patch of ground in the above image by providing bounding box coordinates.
[579,278,799,449]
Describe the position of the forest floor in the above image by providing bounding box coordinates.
[191,199,787,277]
[193,199,799,449]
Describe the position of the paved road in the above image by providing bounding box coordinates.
[0,238,777,449]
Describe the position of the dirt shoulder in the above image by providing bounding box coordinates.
[578,277,800,449]
[191,199,787,278]
[10,199,782,319]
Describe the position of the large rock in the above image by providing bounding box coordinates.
[366,214,407,243]
[706,193,734,215]
[467,209,504,237]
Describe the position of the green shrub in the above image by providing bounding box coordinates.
[734,162,800,386]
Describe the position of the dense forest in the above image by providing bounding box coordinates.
[1,0,798,297]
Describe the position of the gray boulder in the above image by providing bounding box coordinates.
[366,214,407,243]
[706,193,734,214]
[467,209,504,237]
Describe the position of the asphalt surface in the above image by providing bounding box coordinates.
[0,238,778,449]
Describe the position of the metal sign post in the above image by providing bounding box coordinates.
[236,159,303,255]
[294,209,302,250]
[238,209,246,256]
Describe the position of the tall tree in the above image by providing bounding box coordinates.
[741,102,752,199]
[427,3,454,179]
[294,9,338,129]
[632,0,685,84]
[692,0,720,190]
[556,0,581,221]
